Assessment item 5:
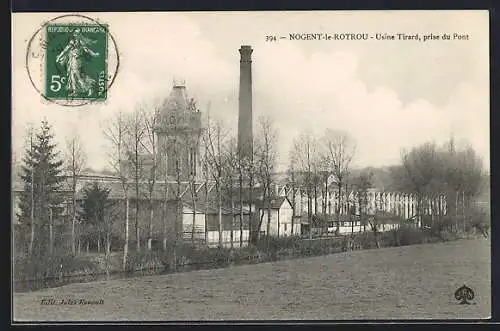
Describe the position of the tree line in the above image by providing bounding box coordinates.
[14,99,283,270]
[285,129,488,243]
[14,99,488,267]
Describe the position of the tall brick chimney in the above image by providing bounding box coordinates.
[238,45,253,160]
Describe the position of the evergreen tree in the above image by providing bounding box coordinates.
[18,120,64,256]
[79,182,113,253]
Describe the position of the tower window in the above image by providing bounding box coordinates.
[166,145,176,176]
[190,147,196,177]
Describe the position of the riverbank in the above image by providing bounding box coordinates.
[13,238,491,321]
[13,227,485,293]
[13,227,484,292]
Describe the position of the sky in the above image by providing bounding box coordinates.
[12,11,489,172]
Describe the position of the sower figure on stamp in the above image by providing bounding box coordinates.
[56,28,100,97]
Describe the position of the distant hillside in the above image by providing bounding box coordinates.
[351,166,399,191]
[272,165,399,191]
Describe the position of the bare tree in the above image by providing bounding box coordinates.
[400,142,441,228]
[367,214,381,248]
[351,181,380,248]
[142,101,161,251]
[245,145,257,244]
[345,175,353,235]
[172,127,183,270]
[104,200,120,259]
[237,141,245,246]
[187,173,198,245]
[311,157,323,219]
[162,157,169,251]
[103,111,130,270]
[255,116,278,240]
[309,152,327,234]
[222,137,239,249]
[397,139,485,232]
[25,125,36,256]
[204,117,227,247]
[318,153,331,233]
[201,112,210,244]
[124,108,147,252]
[64,134,87,255]
[352,171,373,232]
[156,114,169,252]
[286,154,298,236]
[291,131,318,239]
[443,140,485,230]
[186,98,201,245]
[198,104,215,245]
[322,129,356,234]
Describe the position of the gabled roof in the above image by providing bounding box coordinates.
[255,196,292,210]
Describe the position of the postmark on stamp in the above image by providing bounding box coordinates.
[26,14,120,107]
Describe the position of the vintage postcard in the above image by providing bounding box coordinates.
[11,11,490,321]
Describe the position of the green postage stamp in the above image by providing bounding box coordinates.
[44,24,108,101]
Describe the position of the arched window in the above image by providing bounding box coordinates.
[166,145,176,176]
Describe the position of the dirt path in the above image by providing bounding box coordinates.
[13,238,490,321]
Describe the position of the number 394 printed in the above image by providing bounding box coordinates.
[44,24,108,101]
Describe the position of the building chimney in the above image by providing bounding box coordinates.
[238,45,253,160]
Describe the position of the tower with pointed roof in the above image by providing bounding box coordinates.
[155,80,203,181]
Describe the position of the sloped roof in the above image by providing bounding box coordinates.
[183,201,251,215]
[182,201,216,214]
[155,82,202,134]
[230,186,265,202]
[75,181,209,201]
[161,84,191,115]
[255,196,292,210]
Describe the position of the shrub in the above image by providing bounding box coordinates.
[308,240,327,256]
[387,226,428,246]
[254,235,300,260]
[438,230,458,242]
[287,237,343,257]
[356,232,379,249]
[233,245,261,263]
[181,246,232,267]
[469,209,490,237]
[125,251,163,272]
[14,253,98,281]
[212,247,232,266]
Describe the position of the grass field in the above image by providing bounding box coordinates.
[13,238,490,321]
